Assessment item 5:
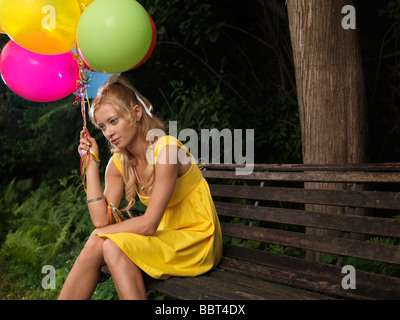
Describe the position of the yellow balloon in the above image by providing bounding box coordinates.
[0,0,81,55]
[77,0,95,13]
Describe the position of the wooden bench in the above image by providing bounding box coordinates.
[145,163,400,300]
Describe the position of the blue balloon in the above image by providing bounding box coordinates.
[86,71,121,99]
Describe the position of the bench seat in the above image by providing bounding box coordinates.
[145,163,400,300]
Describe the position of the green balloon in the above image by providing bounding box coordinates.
[77,0,152,73]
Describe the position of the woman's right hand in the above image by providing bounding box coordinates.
[78,127,99,162]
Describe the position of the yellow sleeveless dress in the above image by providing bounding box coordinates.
[97,135,223,280]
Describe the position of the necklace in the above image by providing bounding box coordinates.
[133,167,145,191]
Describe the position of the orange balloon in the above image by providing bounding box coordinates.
[15,31,66,54]
[0,0,81,54]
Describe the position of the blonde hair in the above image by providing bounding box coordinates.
[89,75,166,212]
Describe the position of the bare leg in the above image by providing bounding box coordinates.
[103,239,147,300]
[58,234,106,300]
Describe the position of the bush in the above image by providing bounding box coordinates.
[0,174,96,299]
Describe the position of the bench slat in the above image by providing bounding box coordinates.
[215,202,400,238]
[221,222,400,265]
[220,244,400,299]
[206,269,332,300]
[210,184,400,210]
[145,277,218,299]
[189,273,287,300]
[146,270,307,300]
[202,163,400,172]
[203,170,400,183]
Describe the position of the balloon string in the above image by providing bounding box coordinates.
[73,45,94,192]
[73,45,125,225]
[107,200,125,224]
[79,147,100,193]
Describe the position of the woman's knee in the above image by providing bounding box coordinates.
[77,233,105,265]
[102,239,124,266]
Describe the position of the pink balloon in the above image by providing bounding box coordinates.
[0,40,79,102]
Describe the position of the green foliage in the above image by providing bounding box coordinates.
[145,0,225,45]
[0,179,32,243]
[168,79,230,131]
[322,235,400,277]
[93,280,119,300]
[0,175,94,299]
[0,175,168,300]
[132,0,301,164]
[0,95,85,188]
[379,0,400,19]
[362,236,400,277]
[263,92,302,163]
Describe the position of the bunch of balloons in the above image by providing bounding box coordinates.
[0,0,156,102]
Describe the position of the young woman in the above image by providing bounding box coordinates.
[58,75,223,300]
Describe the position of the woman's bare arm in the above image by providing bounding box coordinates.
[79,127,124,227]
[94,145,181,236]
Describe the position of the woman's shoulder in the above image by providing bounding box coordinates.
[154,135,181,148]
[111,153,123,174]
[152,135,184,155]
[152,135,194,167]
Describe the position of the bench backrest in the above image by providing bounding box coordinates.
[202,163,400,299]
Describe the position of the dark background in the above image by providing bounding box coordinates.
[0,0,399,187]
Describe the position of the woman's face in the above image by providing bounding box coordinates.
[95,103,137,149]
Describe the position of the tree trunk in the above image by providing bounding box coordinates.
[286,0,368,261]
